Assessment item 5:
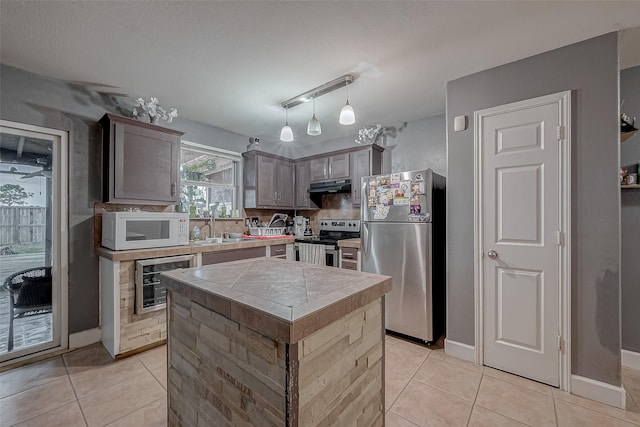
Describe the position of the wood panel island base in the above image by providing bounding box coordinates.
[161,258,392,427]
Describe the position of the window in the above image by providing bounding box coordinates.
[179,141,241,218]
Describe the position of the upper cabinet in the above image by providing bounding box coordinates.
[243,145,383,210]
[243,151,294,209]
[295,160,317,209]
[351,145,383,206]
[309,153,350,182]
[100,113,183,205]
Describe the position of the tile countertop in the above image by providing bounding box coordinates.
[95,236,295,261]
[161,258,392,344]
[337,238,361,249]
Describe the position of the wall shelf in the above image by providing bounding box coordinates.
[621,184,640,189]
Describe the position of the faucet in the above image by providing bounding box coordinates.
[201,216,214,239]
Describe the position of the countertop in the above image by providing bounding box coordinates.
[162,258,392,343]
[95,236,295,261]
[337,238,361,249]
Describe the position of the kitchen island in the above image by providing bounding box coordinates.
[162,258,392,426]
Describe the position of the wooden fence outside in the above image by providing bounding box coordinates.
[0,206,46,245]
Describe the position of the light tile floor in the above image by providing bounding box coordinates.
[0,335,639,426]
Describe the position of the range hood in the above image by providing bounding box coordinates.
[308,179,351,206]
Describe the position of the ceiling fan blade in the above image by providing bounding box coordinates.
[19,170,52,179]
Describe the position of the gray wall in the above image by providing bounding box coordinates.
[620,65,640,353]
[0,64,261,334]
[446,33,621,385]
[287,114,447,176]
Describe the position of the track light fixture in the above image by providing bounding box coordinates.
[279,74,356,140]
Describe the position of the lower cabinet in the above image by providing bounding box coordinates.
[202,246,267,265]
[340,247,360,271]
[100,254,195,358]
[268,244,287,259]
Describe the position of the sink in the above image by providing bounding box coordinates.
[222,238,255,243]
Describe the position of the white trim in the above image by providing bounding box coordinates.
[622,349,640,370]
[571,375,626,409]
[181,139,241,161]
[473,91,572,391]
[69,328,101,349]
[100,258,120,358]
[0,120,69,363]
[444,339,476,363]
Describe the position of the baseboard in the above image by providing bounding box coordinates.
[622,349,640,371]
[69,327,101,349]
[444,338,475,363]
[571,374,626,409]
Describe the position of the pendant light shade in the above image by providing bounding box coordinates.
[339,101,355,125]
[280,108,293,142]
[339,84,356,125]
[307,98,322,136]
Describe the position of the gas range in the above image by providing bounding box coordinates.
[295,219,361,247]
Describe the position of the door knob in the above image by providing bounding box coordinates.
[487,250,498,259]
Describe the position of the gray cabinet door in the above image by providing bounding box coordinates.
[351,149,370,206]
[277,159,294,208]
[295,160,316,208]
[328,153,350,179]
[257,154,277,207]
[295,160,310,208]
[102,114,182,205]
[309,157,328,182]
[201,246,266,265]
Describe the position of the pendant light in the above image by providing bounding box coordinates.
[280,107,293,142]
[307,97,322,136]
[339,83,355,125]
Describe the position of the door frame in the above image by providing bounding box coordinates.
[473,91,572,391]
[0,119,68,365]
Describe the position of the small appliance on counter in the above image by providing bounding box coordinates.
[294,216,306,237]
[285,220,295,235]
[102,211,190,250]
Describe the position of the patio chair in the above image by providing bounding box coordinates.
[3,266,52,352]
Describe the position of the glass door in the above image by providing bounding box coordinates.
[0,120,68,363]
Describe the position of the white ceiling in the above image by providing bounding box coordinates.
[1,1,640,146]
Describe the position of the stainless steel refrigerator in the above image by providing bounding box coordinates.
[361,169,445,344]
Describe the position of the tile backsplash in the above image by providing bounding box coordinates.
[297,193,359,235]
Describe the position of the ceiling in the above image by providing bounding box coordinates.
[1,1,640,147]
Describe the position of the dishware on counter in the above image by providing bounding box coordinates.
[268,213,288,227]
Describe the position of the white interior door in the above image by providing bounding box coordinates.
[478,93,569,387]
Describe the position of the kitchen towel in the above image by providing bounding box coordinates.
[298,243,326,266]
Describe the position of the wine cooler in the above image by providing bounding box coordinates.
[135,254,195,314]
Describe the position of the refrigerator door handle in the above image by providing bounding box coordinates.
[362,222,370,261]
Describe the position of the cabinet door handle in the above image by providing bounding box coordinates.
[328,163,332,177]
[343,253,354,259]
[324,164,327,177]
[171,182,176,196]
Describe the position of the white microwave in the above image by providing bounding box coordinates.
[101,212,190,250]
